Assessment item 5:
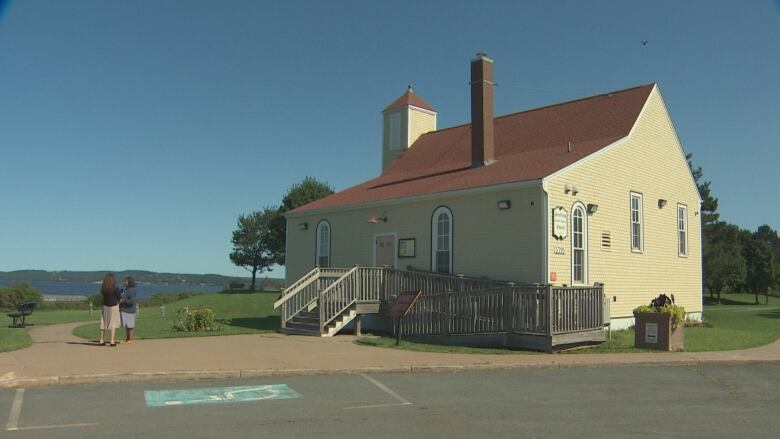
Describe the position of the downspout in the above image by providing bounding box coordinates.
[541,182,549,285]
[284,215,289,287]
[699,199,704,318]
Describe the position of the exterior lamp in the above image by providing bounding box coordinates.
[299,222,308,231]
[497,200,511,210]
[586,203,599,215]
[368,212,388,224]
[658,199,667,208]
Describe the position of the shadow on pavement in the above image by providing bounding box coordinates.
[223,317,279,331]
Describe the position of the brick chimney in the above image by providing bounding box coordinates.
[470,53,495,167]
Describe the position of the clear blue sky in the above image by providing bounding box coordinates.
[1,0,778,278]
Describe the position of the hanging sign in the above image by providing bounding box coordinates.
[387,290,422,318]
[552,207,568,240]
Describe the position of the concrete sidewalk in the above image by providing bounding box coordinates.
[2,322,779,388]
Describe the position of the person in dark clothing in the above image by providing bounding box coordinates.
[98,273,122,346]
[119,276,138,344]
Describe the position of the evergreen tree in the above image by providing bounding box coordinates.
[268,177,334,264]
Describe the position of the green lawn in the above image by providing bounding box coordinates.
[72,291,280,340]
[0,328,32,353]
[0,308,99,353]
[357,293,780,354]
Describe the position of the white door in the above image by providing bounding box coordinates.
[375,235,396,268]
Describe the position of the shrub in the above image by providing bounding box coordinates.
[0,283,43,311]
[173,307,222,332]
[633,304,687,330]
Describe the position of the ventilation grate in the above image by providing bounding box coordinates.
[601,231,612,251]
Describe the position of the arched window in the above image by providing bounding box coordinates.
[571,204,587,285]
[431,206,453,274]
[315,220,331,267]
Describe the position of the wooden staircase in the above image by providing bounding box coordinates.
[280,306,357,337]
[274,266,375,337]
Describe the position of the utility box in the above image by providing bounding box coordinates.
[634,312,684,351]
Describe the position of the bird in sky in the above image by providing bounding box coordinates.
[641,40,649,45]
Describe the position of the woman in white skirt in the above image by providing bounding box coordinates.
[98,273,122,346]
[119,277,138,344]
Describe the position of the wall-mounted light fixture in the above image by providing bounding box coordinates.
[497,200,511,210]
[586,203,599,215]
[572,185,579,195]
[658,199,667,208]
[564,184,572,194]
[368,211,388,224]
[299,222,308,231]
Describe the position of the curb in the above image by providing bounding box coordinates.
[2,357,778,389]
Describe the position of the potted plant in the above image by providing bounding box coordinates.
[633,295,686,351]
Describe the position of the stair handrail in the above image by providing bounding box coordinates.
[274,267,320,309]
[318,265,361,330]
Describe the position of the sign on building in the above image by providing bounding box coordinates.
[552,207,568,240]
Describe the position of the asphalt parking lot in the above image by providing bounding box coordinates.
[2,364,779,438]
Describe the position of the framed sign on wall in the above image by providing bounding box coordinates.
[398,238,416,258]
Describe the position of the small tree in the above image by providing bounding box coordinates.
[269,177,334,264]
[229,208,278,291]
[744,235,775,304]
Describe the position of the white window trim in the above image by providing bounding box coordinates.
[431,206,453,274]
[678,203,688,257]
[630,192,644,253]
[372,232,399,268]
[571,202,588,286]
[315,220,331,268]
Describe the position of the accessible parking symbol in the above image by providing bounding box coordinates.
[144,384,300,407]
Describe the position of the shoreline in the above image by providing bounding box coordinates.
[43,294,87,302]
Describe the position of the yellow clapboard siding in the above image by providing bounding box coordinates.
[546,86,702,317]
[286,186,543,285]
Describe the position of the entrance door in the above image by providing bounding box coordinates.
[374,234,396,268]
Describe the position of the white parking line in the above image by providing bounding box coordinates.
[5,388,24,431]
[11,422,99,432]
[5,387,98,432]
[344,374,413,410]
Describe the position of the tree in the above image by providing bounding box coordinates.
[229,208,279,291]
[686,153,719,226]
[744,233,776,303]
[753,225,780,292]
[269,177,334,264]
[703,222,746,295]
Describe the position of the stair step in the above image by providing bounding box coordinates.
[279,327,321,336]
[286,321,319,331]
[292,315,320,325]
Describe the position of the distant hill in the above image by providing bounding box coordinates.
[0,270,285,288]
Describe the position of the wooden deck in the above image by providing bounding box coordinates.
[275,267,606,351]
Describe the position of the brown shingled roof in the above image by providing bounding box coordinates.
[383,88,436,113]
[293,83,654,214]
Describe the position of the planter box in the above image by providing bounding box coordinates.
[634,312,684,351]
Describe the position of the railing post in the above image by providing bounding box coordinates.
[546,284,554,338]
[444,290,451,337]
[318,289,324,333]
[506,282,515,333]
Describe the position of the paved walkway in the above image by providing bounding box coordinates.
[1,323,779,388]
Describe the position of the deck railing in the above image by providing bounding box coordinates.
[400,283,604,337]
[276,266,604,341]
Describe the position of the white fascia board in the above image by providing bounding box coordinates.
[541,136,630,184]
[541,84,655,185]
[285,179,543,218]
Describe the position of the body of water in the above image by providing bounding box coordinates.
[0,279,224,299]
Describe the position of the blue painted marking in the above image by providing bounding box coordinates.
[144,384,300,407]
